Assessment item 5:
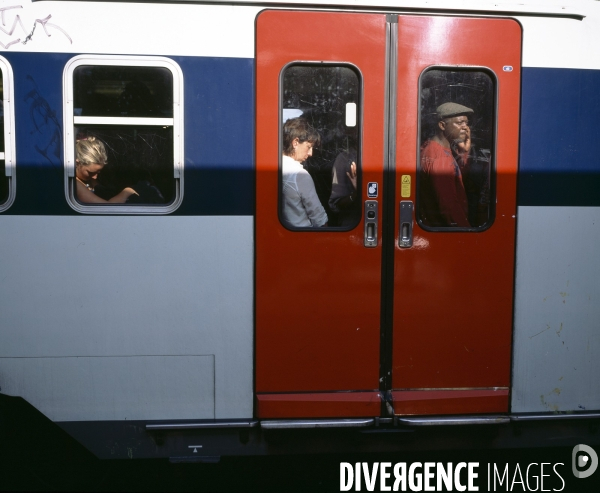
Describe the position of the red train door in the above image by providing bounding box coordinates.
[255,11,521,418]
[390,16,521,415]
[255,11,387,418]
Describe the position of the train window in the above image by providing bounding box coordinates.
[417,68,496,231]
[0,57,15,212]
[280,64,362,230]
[63,56,183,214]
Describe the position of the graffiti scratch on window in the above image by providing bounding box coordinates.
[0,5,72,49]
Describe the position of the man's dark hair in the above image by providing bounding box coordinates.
[283,117,321,156]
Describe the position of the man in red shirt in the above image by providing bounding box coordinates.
[419,102,473,227]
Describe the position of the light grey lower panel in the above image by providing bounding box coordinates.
[0,355,215,421]
[0,216,253,420]
[512,206,600,413]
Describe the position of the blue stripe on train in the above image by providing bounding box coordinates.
[2,52,254,216]
[1,57,598,213]
[519,67,600,207]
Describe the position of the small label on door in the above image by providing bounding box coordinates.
[401,175,411,197]
[367,182,378,198]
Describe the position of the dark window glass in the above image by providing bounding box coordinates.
[75,126,175,204]
[73,66,173,118]
[281,64,361,229]
[418,69,496,230]
[0,73,7,206]
[71,64,177,208]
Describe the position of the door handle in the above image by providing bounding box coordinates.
[399,201,413,248]
[364,200,378,247]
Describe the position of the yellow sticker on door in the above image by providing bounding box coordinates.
[401,175,411,198]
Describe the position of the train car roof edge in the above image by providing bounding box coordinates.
[29,0,586,20]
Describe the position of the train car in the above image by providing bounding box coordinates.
[0,0,599,461]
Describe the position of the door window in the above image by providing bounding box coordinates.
[280,64,362,230]
[417,68,496,230]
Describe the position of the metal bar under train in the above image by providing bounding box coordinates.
[145,412,600,430]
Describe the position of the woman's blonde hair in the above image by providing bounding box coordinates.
[75,136,107,166]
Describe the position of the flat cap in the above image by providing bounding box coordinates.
[436,102,474,119]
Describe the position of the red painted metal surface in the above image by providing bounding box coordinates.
[256,392,381,418]
[255,11,386,399]
[392,390,509,415]
[392,17,521,398]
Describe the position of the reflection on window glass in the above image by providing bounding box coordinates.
[72,65,175,206]
[418,69,495,229]
[281,65,361,229]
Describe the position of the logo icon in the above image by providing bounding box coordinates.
[367,182,378,198]
[572,444,598,479]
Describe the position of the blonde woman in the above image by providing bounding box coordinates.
[75,137,138,203]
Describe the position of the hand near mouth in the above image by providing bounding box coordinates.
[455,126,471,154]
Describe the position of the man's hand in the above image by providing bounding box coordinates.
[456,126,471,154]
[346,162,357,190]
